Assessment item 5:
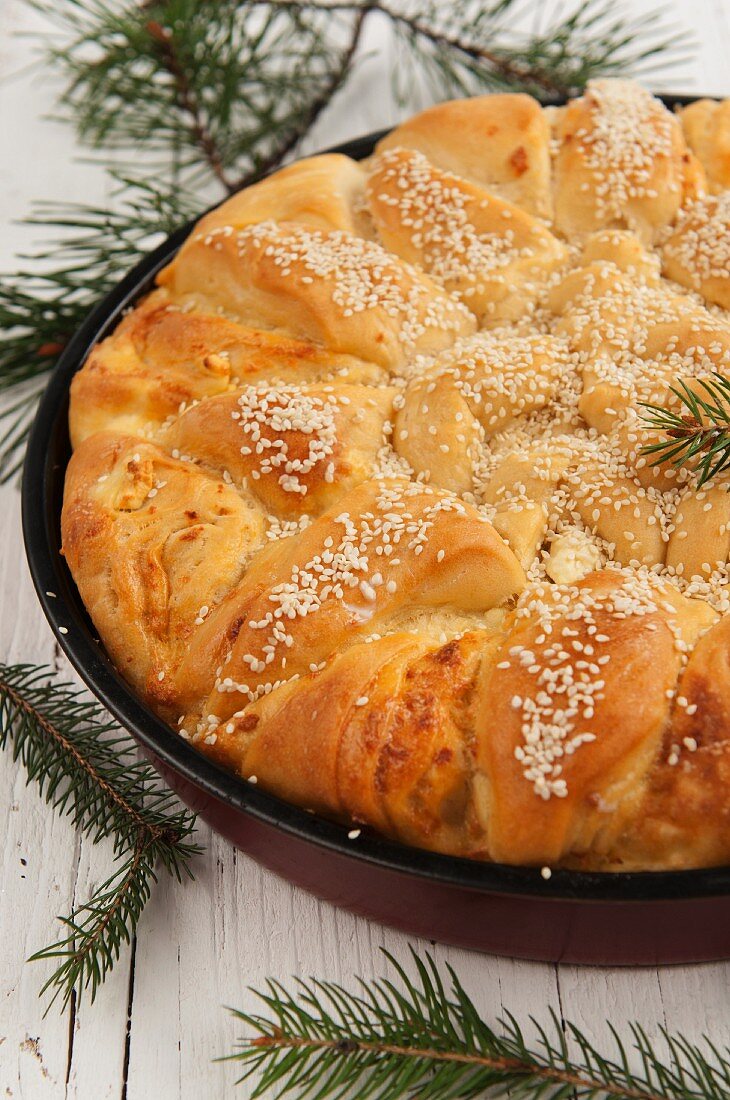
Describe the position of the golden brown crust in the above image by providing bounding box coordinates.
[680,98,730,192]
[661,193,730,310]
[62,80,730,872]
[158,220,476,370]
[69,292,233,446]
[171,477,526,727]
[159,382,395,518]
[62,432,266,711]
[69,291,386,446]
[552,80,705,242]
[217,630,491,856]
[376,93,553,218]
[617,614,730,869]
[472,572,714,865]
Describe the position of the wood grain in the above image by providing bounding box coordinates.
[0,1,728,1095]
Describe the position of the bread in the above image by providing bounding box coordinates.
[187,154,370,239]
[63,80,730,872]
[158,220,476,370]
[375,93,553,218]
[62,432,266,711]
[69,290,387,447]
[366,147,566,323]
[680,98,730,192]
[552,80,705,242]
[661,192,730,309]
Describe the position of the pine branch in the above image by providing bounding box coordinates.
[145,16,238,192]
[0,662,202,1009]
[639,374,730,490]
[30,0,362,190]
[30,1,688,184]
[226,949,730,1098]
[268,1,689,104]
[0,381,48,483]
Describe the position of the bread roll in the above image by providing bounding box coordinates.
[661,193,730,310]
[552,79,705,242]
[376,93,553,217]
[159,220,476,370]
[680,97,730,192]
[366,148,566,323]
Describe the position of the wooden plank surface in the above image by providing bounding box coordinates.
[1,1,728,1095]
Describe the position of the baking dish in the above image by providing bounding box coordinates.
[22,99,730,965]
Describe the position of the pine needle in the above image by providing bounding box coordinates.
[0,662,201,1010]
[225,948,730,1098]
[639,373,730,490]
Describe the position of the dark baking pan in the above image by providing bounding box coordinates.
[22,95,730,965]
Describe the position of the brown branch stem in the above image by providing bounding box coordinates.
[381,6,570,96]
[665,421,723,444]
[146,19,237,193]
[231,2,375,192]
[247,1033,665,1100]
[262,0,572,96]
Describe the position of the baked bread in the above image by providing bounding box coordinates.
[679,97,730,192]
[375,92,553,218]
[551,80,705,242]
[661,192,730,309]
[63,80,730,872]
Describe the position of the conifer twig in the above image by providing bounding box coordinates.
[639,373,730,489]
[145,17,237,192]
[0,662,201,1009]
[225,949,730,1098]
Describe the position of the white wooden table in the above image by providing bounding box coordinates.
[1,2,729,1096]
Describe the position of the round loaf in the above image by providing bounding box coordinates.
[62,80,730,871]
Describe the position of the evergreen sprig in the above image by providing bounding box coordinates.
[0,662,201,1009]
[31,0,362,192]
[227,949,730,1099]
[0,0,687,479]
[639,373,730,489]
[378,0,689,107]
